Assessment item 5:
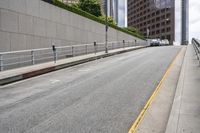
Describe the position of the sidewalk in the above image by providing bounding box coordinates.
[134,46,186,133]
[165,44,200,133]
[134,44,200,133]
[0,46,147,86]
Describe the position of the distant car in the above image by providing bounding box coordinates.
[150,39,160,46]
[160,40,165,46]
[164,39,170,45]
[160,39,170,46]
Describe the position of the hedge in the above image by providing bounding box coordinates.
[51,0,145,40]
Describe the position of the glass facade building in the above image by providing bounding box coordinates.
[101,0,119,24]
[128,0,175,44]
[100,0,127,27]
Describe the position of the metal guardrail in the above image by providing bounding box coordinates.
[0,40,145,71]
[192,38,200,64]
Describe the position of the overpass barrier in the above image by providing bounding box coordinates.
[192,38,200,65]
[0,40,145,71]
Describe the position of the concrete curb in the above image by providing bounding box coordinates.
[0,46,148,86]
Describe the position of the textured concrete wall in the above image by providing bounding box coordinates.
[0,0,146,52]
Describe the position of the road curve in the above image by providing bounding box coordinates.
[0,46,181,133]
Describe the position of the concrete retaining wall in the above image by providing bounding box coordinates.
[0,0,146,52]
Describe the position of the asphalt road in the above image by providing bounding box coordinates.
[0,46,181,133]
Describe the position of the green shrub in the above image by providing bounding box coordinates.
[98,16,117,25]
[52,0,145,40]
[76,0,102,17]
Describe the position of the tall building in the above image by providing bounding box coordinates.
[101,0,119,24]
[118,0,127,27]
[128,0,175,44]
[181,0,189,45]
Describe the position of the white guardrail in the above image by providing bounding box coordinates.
[0,40,146,71]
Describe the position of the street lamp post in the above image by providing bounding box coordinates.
[105,0,108,53]
[146,24,150,39]
[165,18,169,42]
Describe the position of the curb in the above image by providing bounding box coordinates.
[0,46,148,86]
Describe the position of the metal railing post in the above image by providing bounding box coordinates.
[72,46,74,57]
[52,45,57,63]
[112,42,114,50]
[85,45,88,54]
[0,54,3,71]
[31,50,35,65]
[56,50,58,61]
[197,45,200,60]
[94,41,97,54]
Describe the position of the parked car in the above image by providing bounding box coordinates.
[160,39,170,46]
[163,39,170,45]
[150,39,160,46]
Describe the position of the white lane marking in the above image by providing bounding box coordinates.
[78,69,91,72]
[50,79,61,84]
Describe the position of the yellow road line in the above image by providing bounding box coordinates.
[128,48,183,133]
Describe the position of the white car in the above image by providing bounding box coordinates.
[160,39,170,46]
[150,39,160,46]
[164,39,170,45]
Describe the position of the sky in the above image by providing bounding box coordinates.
[189,0,200,41]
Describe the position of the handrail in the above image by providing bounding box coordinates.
[192,38,200,65]
[0,40,146,71]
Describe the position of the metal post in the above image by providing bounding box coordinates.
[31,50,35,65]
[52,45,56,63]
[85,45,88,54]
[105,1,108,53]
[55,50,58,61]
[112,43,113,50]
[94,41,97,54]
[123,40,125,48]
[165,18,169,43]
[72,46,74,57]
[0,54,3,71]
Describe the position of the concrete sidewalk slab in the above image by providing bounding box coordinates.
[165,44,200,133]
[0,46,147,85]
[134,46,186,133]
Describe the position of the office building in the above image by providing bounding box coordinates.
[181,0,189,45]
[128,0,175,44]
[101,0,119,24]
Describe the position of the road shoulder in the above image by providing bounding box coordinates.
[129,46,186,133]
[165,44,200,133]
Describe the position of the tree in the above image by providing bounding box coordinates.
[76,0,102,17]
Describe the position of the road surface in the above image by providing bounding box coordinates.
[0,46,181,133]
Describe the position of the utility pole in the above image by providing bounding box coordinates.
[105,0,108,53]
